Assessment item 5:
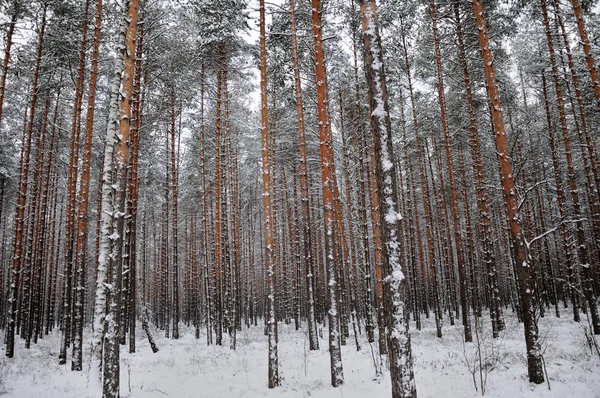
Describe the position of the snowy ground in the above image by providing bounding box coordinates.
[1,312,599,397]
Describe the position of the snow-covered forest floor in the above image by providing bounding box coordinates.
[1,312,599,398]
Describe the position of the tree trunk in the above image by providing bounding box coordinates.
[452,0,502,335]
[311,0,344,387]
[171,89,180,339]
[541,0,600,334]
[471,0,544,384]
[200,64,213,346]
[71,0,103,370]
[289,0,319,350]
[570,0,600,111]
[400,16,443,338]
[259,0,279,388]
[6,6,46,359]
[60,0,91,365]
[359,1,416,396]
[429,0,471,343]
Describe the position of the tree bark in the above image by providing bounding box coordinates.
[471,0,544,384]
[541,0,600,334]
[429,0,471,343]
[259,0,279,388]
[452,0,502,335]
[312,0,344,387]
[71,0,103,370]
[359,1,416,396]
[289,0,319,350]
[6,6,46,359]
[570,0,600,111]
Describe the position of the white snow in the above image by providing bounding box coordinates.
[2,314,599,397]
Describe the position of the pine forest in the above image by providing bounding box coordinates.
[0,0,599,397]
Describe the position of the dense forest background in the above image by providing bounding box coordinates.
[0,0,600,397]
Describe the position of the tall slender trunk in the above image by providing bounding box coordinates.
[570,0,600,111]
[291,166,302,332]
[200,64,212,346]
[350,0,376,343]
[359,1,416,396]
[128,7,145,353]
[214,48,225,346]
[429,0,471,342]
[289,0,318,350]
[400,16,442,338]
[311,0,344,386]
[259,0,279,388]
[60,0,91,365]
[103,0,140,395]
[339,93,362,351]
[6,6,46,359]
[71,0,103,371]
[541,0,600,334]
[368,112,387,353]
[171,89,180,339]
[399,88,425,329]
[91,2,139,396]
[471,0,544,384]
[162,129,170,336]
[452,0,502,335]
[43,96,61,335]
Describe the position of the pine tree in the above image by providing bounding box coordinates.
[311,0,344,387]
[259,0,279,388]
[359,2,416,395]
[471,0,544,384]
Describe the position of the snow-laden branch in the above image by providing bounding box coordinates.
[525,218,586,249]
[518,179,549,211]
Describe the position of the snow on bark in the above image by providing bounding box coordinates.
[259,0,279,388]
[471,0,544,384]
[89,62,120,387]
[90,1,140,394]
[359,1,416,397]
[289,0,319,351]
[312,0,344,387]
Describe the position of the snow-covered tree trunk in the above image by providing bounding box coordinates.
[339,95,361,352]
[288,0,319,348]
[60,0,91,366]
[42,97,61,337]
[471,0,544,384]
[311,0,344,387]
[399,17,443,339]
[90,2,140,396]
[72,0,103,371]
[199,64,213,346]
[170,89,180,340]
[259,0,279,388]
[359,1,416,396]
[452,0,503,337]
[214,47,225,346]
[6,4,46,359]
[127,7,145,353]
[0,0,19,133]
[105,0,140,390]
[428,0,471,343]
[570,0,600,111]
[541,0,600,335]
[90,59,121,389]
